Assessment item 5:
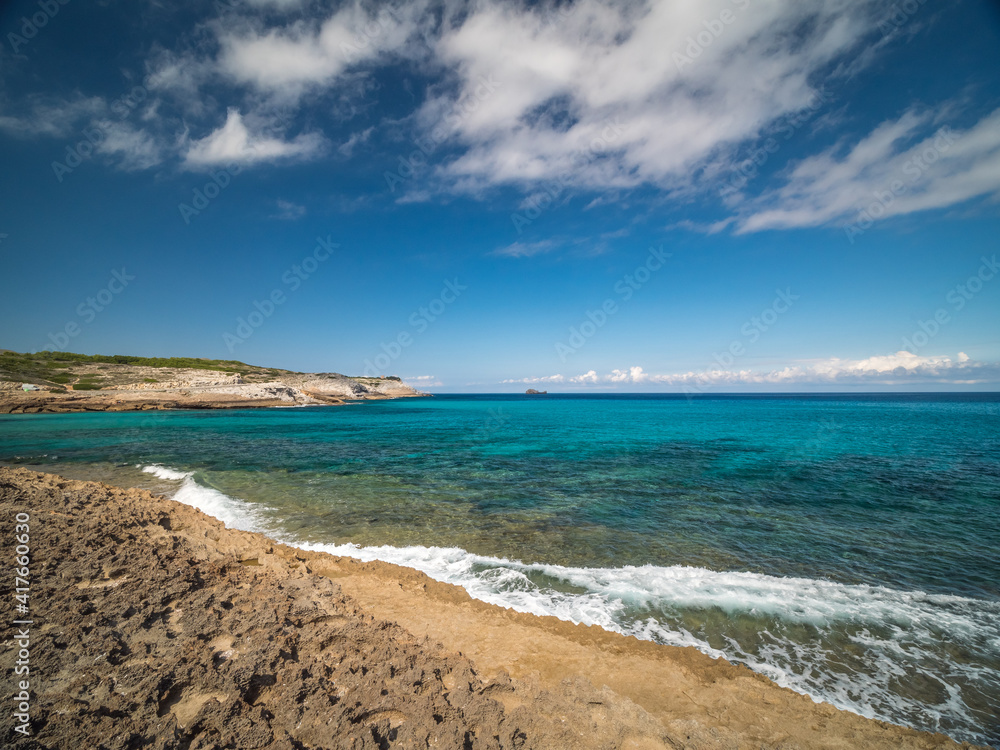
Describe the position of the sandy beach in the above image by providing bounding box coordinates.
[0,467,984,749]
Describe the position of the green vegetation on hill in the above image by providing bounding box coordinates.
[16,351,280,373]
[0,350,405,391]
[0,350,291,389]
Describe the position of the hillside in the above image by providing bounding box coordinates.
[0,350,423,413]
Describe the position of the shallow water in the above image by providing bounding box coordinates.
[2,393,998,745]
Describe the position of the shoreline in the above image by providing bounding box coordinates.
[0,382,428,415]
[0,467,984,749]
[0,353,429,414]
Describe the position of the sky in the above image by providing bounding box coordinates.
[0,0,999,392]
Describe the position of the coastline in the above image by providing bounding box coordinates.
[0,467,984,749]
[0,367,427,414]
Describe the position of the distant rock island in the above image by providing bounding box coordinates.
[525,388,547,395]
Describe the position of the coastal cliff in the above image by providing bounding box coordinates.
[0,350,425,413]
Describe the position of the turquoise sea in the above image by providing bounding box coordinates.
[2,394,998,746]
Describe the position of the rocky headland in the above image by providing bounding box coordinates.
[0,351,424,414]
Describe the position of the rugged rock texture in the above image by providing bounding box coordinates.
[0,470,674,749]
[0,469,983,749]
[0,373,424,414]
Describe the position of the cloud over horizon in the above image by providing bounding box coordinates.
[501,352,1000,389]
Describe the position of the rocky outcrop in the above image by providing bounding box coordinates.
[118,373,245,390]
[0,372,425,414]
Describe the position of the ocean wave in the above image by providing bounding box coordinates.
[140,464,266,530]
[139,464,193,481]
[155,465,999,745]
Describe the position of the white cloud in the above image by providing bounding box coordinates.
[404,375,443,387]
[245,0,305,9]
[140,0,898,192]
[338,126,373,157]
[14,0,995,205]
[183,108,325,168]
[424,0,885,195]
[271,199,306,220]
[738,107,1000,232]
[0,96,165,170]
[216,2,427,95]
[0,95,105,138]
[505,352,1000,388]
[491,239,557,258]
[95,121,164,170]
[500,374,567,384]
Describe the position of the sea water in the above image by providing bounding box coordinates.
[2,394,998,745]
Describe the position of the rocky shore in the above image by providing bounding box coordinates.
[0,468,984,749]
[0,368,424,414]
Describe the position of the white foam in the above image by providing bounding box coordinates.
[141,465,266,532]
[293,542,1000,743]
[142,468,999,746]
[140,464,193,481]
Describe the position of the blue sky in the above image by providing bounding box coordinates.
[0,0,998,391]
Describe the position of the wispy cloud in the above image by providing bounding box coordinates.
[90,120,163,170]
[271,199,306,220]
[491,239,558,258]
[404,375,443,387]
[503,352,1000,388]
[737,107,1000,233]
[425,0,886,195]
[0,95,105,138]
[244,0,305,9]
[215,1,428,97]
[129,0,901,197]
[338,126,372,157]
